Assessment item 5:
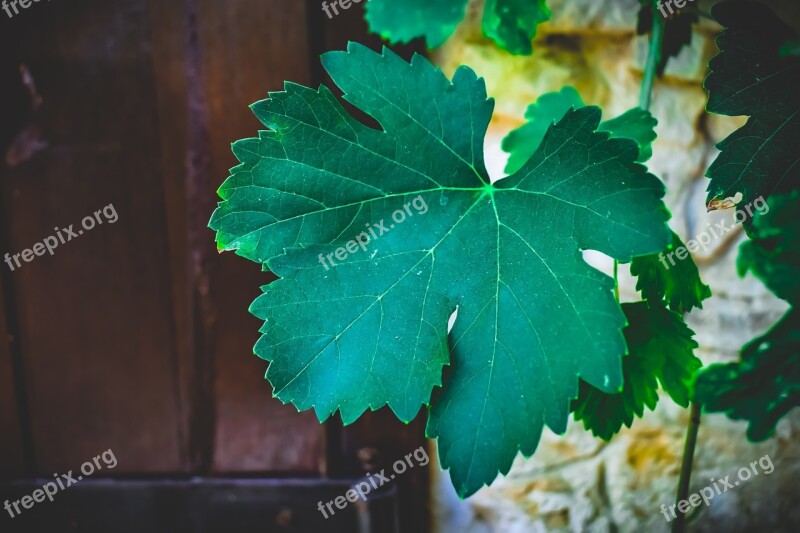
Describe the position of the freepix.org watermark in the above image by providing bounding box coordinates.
[317,195,428,271]
[316,446,429,519]
[659,454,774,522]
[4,449,118,519]
[656,0,696,19]
[658,196,768,270]
[2,0,54,20]
[3,203,118,272]
[321,0,362,20]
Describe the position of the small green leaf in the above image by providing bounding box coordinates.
[694,308,800,441]
[364,0,468,49]
[364,0,550,54]
[483,0,551,55]
[738,192,800,305]
[502,87,658,174]
[631,230,711,313]
[209,44,672,497]
[573,302,701,440]
[501,87,585,174]
[704,0,800,208]
[597,108,658,163]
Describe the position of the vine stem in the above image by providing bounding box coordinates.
[672,402,701,533]
[636,4,704,529]
[613,0,666,299]
[639,3,664,112]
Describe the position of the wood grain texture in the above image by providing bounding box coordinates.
[0,35,28,479]
[191,0,326,473]
[146,0,195,472]
[0,0,430,508]
[0,283,24,478]
[0,0,185,474]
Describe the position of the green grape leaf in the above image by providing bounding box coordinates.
[637,0,698,76]
[364,0,550,54]
[209,43,671,497]
[631,230,711,313]
[364,0,468,49]
[597,108,658,164]
[502,87,657,174]
[501,87,585,174]
[738,192,800,305]
[573,302,701,440]
[704,0,800,208]
[483,0,551,55]
[694,308,800,441]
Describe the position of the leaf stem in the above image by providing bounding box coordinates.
[616,0,665,300]
[639,0,665,112]
[672,401,701,533]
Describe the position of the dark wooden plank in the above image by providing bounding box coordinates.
[0,478,400,532]
[0,0,186,474]
[145,0,195,472]
[0,42,29,478]
[0,283,24,478]
[188,0,326,473]
[0,19,36,480]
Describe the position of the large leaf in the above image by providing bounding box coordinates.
[573,302,701,440]
[209,43,671,497]
[694,308,800,441]
[502,87,657,174]
[704,0,800,208]
[631,230,711,313]
[364,0,550,54]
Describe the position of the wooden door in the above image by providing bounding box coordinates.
[0,1,429,531]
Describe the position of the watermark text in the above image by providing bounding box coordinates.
[318,195,428,270]
[317,446,429,519]
[4,449,118,519]
[4,203,118,272]
[659,454,774,522]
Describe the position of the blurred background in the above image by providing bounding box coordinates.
[0,0,799,532]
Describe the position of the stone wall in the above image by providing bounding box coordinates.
[429,1,800,531]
